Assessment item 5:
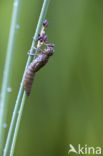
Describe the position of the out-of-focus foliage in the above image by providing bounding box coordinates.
[0,0,103,155]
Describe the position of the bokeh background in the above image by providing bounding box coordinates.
[0,0,103,155]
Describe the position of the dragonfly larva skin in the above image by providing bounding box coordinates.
[24,47,54,96]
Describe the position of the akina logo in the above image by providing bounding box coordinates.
[68,144,101,155]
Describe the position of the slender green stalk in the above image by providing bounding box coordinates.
[4,0,51,155]
[10,92,26,156]
[0,0,21,154]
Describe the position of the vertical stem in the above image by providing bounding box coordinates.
[0,0,21,154]
[10,92,25,156]
[4,0,51,155]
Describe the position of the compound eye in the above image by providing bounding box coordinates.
[47,47,54,55]
[49,47,54,53]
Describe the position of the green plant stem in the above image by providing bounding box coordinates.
[10,92,26,156]
[3,0,51,155]
[0,0,21,154]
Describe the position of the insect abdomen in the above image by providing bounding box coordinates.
[24,64,35,96]
[24,55,48,96]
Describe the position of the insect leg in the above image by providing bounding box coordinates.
[32,46,43,53]
[44,42,55,47]
[27,52,39,56]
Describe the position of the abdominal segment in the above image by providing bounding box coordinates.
[24,66,36,96]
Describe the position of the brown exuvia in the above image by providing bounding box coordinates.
[24,47,54,96]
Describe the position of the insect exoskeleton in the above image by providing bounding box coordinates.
[24,47,54,96]
[24,20,55,96]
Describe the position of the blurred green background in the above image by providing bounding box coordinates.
[0,0,103,155]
